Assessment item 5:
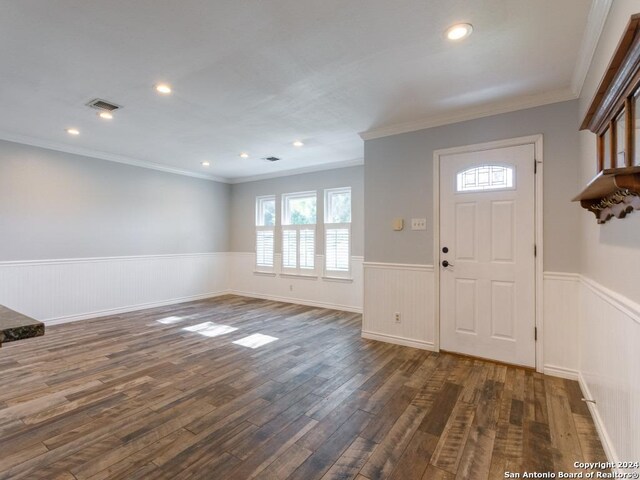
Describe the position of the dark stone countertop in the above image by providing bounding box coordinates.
[0,305,45,345]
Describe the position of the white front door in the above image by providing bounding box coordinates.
[439,144,536,367]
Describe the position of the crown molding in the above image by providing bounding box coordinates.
[359,88,577,141]
[0,130,231,183]
[571,0,614,97]
[0,130,363,185]
[227,157,364,184]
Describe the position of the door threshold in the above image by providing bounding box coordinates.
[439,349,536,372]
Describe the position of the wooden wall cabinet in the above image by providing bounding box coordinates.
[575,13,640,223]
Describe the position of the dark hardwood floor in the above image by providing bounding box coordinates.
[0,295,606,479]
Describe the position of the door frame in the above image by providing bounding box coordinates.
[433,134,544,372]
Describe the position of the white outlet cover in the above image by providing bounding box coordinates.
[411,218,427,230]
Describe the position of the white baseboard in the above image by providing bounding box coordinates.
[227,253,363,313]
[361,330,437,351]
[578,372,620,471]
[227,289,362,313]
[47,288,363,326]
[45,291,230,326]
[0,252,229,323]
[542,364,579,380]
[0,251,363,324]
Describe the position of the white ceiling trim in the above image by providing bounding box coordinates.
[0,129,363,184]
[228,158,364,184]
[359,87,577,141]
[0,130,231,183]
[570,0,614,97]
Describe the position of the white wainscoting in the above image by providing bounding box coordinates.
[362,265,637,468]
[542,272,581,379]
[578,275,640,470]
[543,271,640,471]
[362,262,435,351]
[0,253,229,325]
[227,252,363,313]
[362,267,584,370]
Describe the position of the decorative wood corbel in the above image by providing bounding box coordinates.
[582,189,640,223]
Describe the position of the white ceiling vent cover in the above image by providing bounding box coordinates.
[86,98,121,112]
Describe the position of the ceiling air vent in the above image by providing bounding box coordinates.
[263,156,281,162]
[86,98,121,112]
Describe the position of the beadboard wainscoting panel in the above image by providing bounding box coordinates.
[0,253,229,324]
[542,272,581,379]
[227,252,363,313]
[578,276,640,469]
[362,262,435,350]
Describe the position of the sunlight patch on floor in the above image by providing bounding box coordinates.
[156,316,184,325]
[183,321,238,337]
[232,333,278,349]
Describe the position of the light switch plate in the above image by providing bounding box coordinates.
[411,218,427,230]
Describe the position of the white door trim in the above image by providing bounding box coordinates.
[433,134,544,372]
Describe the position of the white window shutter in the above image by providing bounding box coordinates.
[299,229,315,269]
[325,227,350,272]
[282,229,297,269]
[256,229,274,267]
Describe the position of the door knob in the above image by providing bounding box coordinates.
[442,260,454,268]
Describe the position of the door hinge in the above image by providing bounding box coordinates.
[534,159,538,174]
[534,327,538,341]
[534,244,537,257]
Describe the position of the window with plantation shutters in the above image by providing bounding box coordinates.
[299,228,315,270]
[281,192,317,274]
[255,195,275,271]
[256,229,274,268]
[324,187,351,277]
[325,227,350,271]
[282,228,297,268]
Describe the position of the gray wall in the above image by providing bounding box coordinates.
[230,166,364,256]
[0,140,230,260]
[364,100,580,272]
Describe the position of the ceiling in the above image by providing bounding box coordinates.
[0,0,593,182]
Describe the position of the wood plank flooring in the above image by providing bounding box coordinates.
[0,295,607,479]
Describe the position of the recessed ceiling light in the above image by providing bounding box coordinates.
[66,128,80,136]
[155,84,172,95]
[201,161,210,167]
[98,111,113,120]
[239,152,249,159]
[446,23,473,41]
[292,140,304,147]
